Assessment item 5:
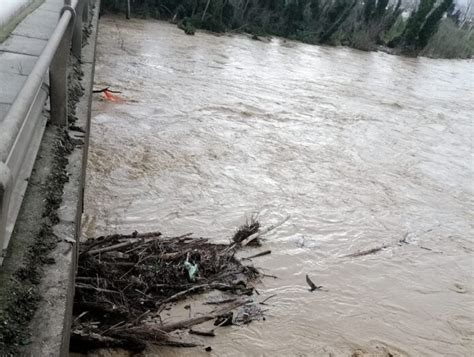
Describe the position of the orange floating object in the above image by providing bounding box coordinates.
[102,89,126,103]
[102,89,117,102]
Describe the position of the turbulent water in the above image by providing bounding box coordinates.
[83,15,474,356]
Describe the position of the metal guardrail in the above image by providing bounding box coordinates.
[0,0,93,264]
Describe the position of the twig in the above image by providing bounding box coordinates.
[151,283,193,290]
[76,276,105,282]
[75,283,121,295]
[259,294,277,305]
[204,298,236,305]
[419,246,433,251]
[343,245,387,258]
[214,318,232,328]
[93,87,122,93]
[158,300,250,332]
[73,311,89,324]
[88,241,138,255]
[101,320,126,335]
[262,273,278,279]
[130,310,151,326]
[176,232,194,239]
[134,289,152,299]
[70,332,146,352]
[241,216,290,247]
[87,237,158,255]
[159,283,233,304]
[73,302,130,320]
[189,329,215,337]
[243,250,271,260]
[82,231,162,254]
[158,340,201,348]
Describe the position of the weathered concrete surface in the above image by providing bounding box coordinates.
[0,35,48,57]
[24,5,101,355]
[11,10,58,41]
[0,52,37,75]
[0,0,63,123]
[0,0,100,355]
[0,104,9,118]
[0,73,26,103]
[23,2,101,354]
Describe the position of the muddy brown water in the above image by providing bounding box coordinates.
[82,15,474,356]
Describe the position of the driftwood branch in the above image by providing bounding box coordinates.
[344,245,387,258]
[189,329,216,337]
[75,283,121,295]
[241,216,290,247]
[259,294,277,305]
[204,298,236,305]
[243,250,271,260]
[70,332,146,352]
[159,283,233,304]
[81,231,162,255]
[159,300,250,332]
[93,87,122,93]
[87,237,161,255]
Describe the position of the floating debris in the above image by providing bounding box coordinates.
[71,221,278,353]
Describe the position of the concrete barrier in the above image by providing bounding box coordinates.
[0,0,92,264]
[0,1,100,354]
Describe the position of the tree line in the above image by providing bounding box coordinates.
[103,0,473,58]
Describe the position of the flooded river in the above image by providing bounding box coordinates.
[83,15,474,356]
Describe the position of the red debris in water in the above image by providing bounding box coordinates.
[102,89,117,102]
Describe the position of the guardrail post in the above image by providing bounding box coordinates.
[72,0,85,59]
[50,3,75,126]
[83,0,90,24]
[126,0,131,19]
[0,163,12,260]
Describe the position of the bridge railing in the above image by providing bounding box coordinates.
[0,0,94,265]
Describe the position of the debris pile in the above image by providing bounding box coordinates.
[71,221,277,353]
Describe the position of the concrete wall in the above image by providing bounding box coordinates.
[0,1,100,355]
